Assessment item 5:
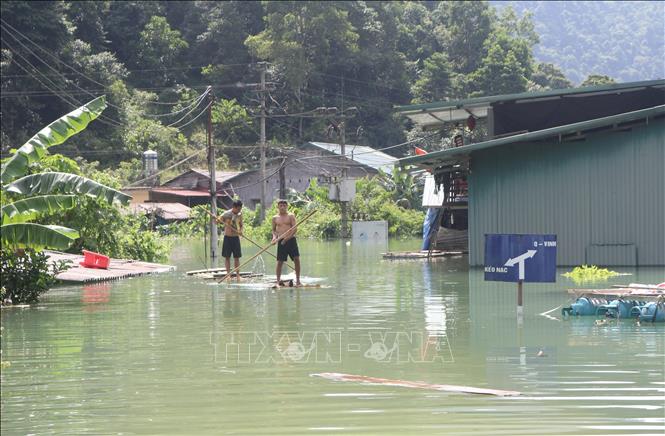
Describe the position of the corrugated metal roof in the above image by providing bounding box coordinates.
[190,168,241,182]
[130,202,191,220]
[395,79,665,127]
[151,188,211,197]
[398,105,665,169]
[303,142,397,174]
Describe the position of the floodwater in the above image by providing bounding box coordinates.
[1,239,664,435]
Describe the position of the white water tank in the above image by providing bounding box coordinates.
[143,150,158,176]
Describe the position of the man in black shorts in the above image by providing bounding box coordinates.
[271,199,301,287]
[218,200,243,280]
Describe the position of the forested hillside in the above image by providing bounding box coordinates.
[2,1,660,184]
[494,1,664,84]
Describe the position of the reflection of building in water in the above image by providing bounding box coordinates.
[421,263,459,363]
[422,263,446,337]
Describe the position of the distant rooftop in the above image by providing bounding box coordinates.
[189,168,241,183]
[302,142,397,174]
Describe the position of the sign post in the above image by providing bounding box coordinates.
[484,234,557,324]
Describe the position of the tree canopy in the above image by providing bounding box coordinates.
[2,1,659,183]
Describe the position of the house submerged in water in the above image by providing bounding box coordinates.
[397,79,665,267]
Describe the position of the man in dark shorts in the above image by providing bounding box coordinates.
[218,200,243,280]
[271,199,301,287]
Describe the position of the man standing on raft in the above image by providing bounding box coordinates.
[218,199,243,281]
[271,199,301,287]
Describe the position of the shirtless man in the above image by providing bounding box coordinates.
[218,200,243,280]
[271,199,301,287]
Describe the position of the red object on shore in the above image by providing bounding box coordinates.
[414,146,427,155]
[80,250,110,269]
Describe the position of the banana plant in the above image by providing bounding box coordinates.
[1,96,132,250]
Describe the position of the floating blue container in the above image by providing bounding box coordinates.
[570,297,597,316]
[597,299,637,319]
[638,302,665,323]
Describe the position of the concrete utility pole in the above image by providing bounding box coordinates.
[316,106,357,239]
[259,62,267,220]
[207,86,218,267]
[339,118,348,238]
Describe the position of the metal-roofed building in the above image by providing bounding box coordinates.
[227,142,395,209]
[397,80,665,267]
[302,142,397,174]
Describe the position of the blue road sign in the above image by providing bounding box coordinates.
[484,234,557,282]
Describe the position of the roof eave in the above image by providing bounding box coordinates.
[398,104,665,169]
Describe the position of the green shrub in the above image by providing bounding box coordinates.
[562,265,621,284]
[0,249,71,304]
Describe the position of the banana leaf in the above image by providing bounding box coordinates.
[6,172,131,205]
[1,195,77,225]
[0,223,79,250]
[1,96,107,184]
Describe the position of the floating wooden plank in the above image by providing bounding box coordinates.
[382,250,466,260]
[611,283,665,290]
[45,250,175,284]
[568,287,665,300]
[311,372,520,397]
[186,267,228,275]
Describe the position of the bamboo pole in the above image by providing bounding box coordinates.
[207,210,295,271]
[217,209,317,283]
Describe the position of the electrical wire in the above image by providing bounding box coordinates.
[170,100,212,130]
[165,91,210,128]
[126,149,207,187]
[1,43,123,128]
[1,20,211,117]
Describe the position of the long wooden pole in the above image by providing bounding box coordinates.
[206,210,294,271]
[217,209,317,283]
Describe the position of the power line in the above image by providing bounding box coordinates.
[170,100,212,130]
[1,33,124,126]
[1,20,211,119]
[126,148,207,187]
[1,42,123,128]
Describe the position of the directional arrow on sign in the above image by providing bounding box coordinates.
[505,250,537,280]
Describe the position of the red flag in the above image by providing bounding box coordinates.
[414,146,427,155]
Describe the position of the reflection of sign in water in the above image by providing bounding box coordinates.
[352,221,388,242]
[484,234,557,282]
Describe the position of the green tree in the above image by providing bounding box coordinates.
[246,1,359,117]
[580,74,616,87]
[433,1,493,75]
[467,7,537,97]
[211,98,254,144]
[137,15,189,86]
[411,52,453,103]
[530,62,573,90]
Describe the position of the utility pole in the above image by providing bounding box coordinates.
[207,86,218,267]
[316,106,357,239]
[259,63,268,220]
[339,118,348,238]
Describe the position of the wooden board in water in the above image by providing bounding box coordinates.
[382,250,466,260]
[568,287,664,300]
[311,372,520,397]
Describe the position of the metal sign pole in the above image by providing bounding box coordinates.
[517,279,524,326]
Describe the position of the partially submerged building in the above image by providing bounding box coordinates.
[224,142,396,209]
[397,79,664,266]
[154,169,240,208]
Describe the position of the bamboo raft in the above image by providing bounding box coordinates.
[186,268,324,289]
[311,372,520,397]
[186,267,264,280]
[45,250,175,283]
[382,250,466,260]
